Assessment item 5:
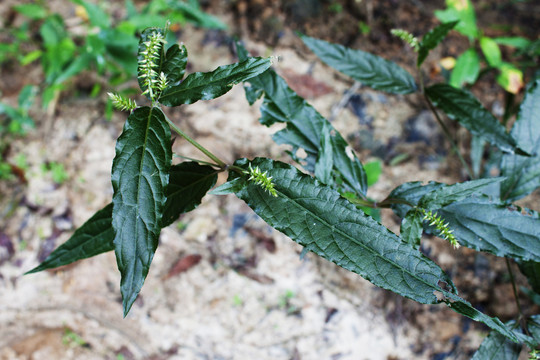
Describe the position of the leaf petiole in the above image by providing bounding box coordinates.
[163,113,227,169]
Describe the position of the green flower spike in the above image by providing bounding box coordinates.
[421,209,459,249]
[108,92,137,112]
[138,31,166,102]
[245,164,278,197]
[391,29,420,52]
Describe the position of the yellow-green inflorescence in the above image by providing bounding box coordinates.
[245,164,278,197]
[138,31,168,102]
[421,209,460,249]
[391,29,420,52]
[108,92,137,112]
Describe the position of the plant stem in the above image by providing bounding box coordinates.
[418,71,474,179]
[163,113,227,169]
[506,258,524,323]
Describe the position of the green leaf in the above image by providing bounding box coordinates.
[314,121,334,185]
[230,158,524,343]
[418,177,504,210]
[25,204,114,274]
[389,181,446,218]
[400,210,424,248]
[518,260,540,295]
[480,37,502,68]
[70,0,111,29]
[301,35,417,94]
[434,0,478,40]
[25,162,215,274]
[426,84,520,154]
[471,322,522,360]
[53,53,93,85]
[471,135,486,178]
[494,36,531,50]
[111,106,172,316]
[364,160,382,187]
[528,316,540,344]
[13,4,47,19]
[237,42,367,196]
[449,48,479,88]
[161,162,218,227]
[417,21,459,67]
[167,0,227,30]
[501,79,540,201]
[391,182,540,262]
[162,44,188,85]
[210,177,247,196]
[496,63,524,95]
[158,57,271,106]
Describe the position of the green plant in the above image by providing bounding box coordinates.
[434,0,538,95]
[0,85,36,180]
[25,22,540,358]
[2,0,226,109]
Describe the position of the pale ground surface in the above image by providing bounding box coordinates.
[0,2,529,359]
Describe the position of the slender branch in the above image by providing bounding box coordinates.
[418,70,474,179]
[424,94,475,179]
[173,154,221,168]
[163,112,227,169]
[506,258,525,325]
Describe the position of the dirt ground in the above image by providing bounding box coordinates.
[1,1,539,359]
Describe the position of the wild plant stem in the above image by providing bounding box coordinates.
[506,258,524,323]
[163,112,227,169]
[418,70,474,179]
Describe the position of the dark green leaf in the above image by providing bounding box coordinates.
[237,43,367,196]
[230,158,524,343]
[426,84,520,154]
[25,204,114,274]
[471,136,486,178]
[391,182,540,262]
[400,210,424,248]
[518,260,540,295]
[501,79,540,201]
[450,48,480,88]
[438,197,540,262]
[162,44,188,85]
[389,181,446,218]
[161,162,218,227]
[471,322,521,360]
[314,122,334,185]
[158,57,271,106]
[301,35,417,94]
[111,106,172,316]
[418,177,504,210]
[528,316,540,344]
[418,21,459,67]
